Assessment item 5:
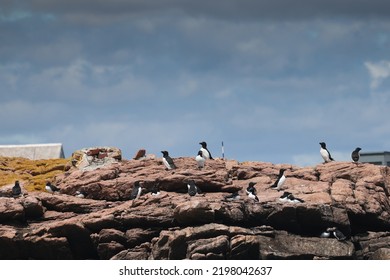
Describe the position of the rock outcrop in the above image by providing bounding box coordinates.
[1,155,390,259]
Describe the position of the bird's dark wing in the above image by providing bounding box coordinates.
[206,148,213,159]
[166,156,176,168]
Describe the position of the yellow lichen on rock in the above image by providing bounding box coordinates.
[0,156,69,192]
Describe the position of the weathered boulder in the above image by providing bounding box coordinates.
[70,147,122,171]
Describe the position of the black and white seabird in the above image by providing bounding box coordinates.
[224,191,240,201]
[319,142,334,163]
[246,182,257,195]
[270,168,286,191]
[151,182,161,196]
[351,147,361,163]
[12,180,22,197]
[246,182,259,202]
[130,181,142,200]
[195,150,206,169]
[187,179,201,196]
[75,191,87,198]
[45,182,60,194]
[279,191,292,202]
[327,227,347,241]
[161,150,177,170]
[287,193,304,203]
[199,141,213,160]
[320,229,332,238]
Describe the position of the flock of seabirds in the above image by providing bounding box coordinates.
[8,141,358,241]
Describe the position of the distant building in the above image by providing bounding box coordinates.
[0,143,65,160]
[359,151,390,166]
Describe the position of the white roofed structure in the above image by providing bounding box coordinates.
[0,143,65,160]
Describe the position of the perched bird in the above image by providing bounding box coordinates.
[224,191,240,201]
[270,168,286,191]
[151,182,161,196]
[246,182,259,202]
[195,150,206,169]
[161,150,177,170]
[45,182,60,194]
[351,147,361,163]
[75,191,87,198]
[320,229,332,238]
[319,142,334,163]
[279,191,292,202]
[287,193,305,203]
[130,181,142,200]
[187,179,201,196]
[12,180,22,197]
[246,182,257,196]
[199,141,213,160]
[327,227,347,241]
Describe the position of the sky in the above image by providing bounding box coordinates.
[1,0,390,166]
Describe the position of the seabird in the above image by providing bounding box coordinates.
[161,150,177,170]
[320,229,331,238]
[279,191,292,202]
[224,191,240,201]
[246,182,259,202]
[246,182,257,195]
[75,191,86,198]
[12,180,22,197]
[270,168,286,191]
[327,227,347,241]
[45,182,60,194]
[151,182,161,196]
[130,181,142,200]
[195,150,206,169]
[351,147,361,163]
[187,179,201,196]
[319,142,334,163]
[287,193,305,203]
[199,141,213,160]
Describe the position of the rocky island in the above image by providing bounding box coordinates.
[1,147,389,260]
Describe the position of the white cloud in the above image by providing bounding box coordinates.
[365,60,390,89]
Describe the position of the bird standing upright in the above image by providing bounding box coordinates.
[246,182,259,202]
[12,180,22,197]
[130,181,142,200]
[270,168,286,191]
[199,141,213,160]
[187,179,201,196]
[195,150,206,169]
[351,147,361,163]
[151,182,160,196]
[161,150,177,170]
[319,142,334,163]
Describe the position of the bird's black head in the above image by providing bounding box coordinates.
[355,147,362,152]
[279,168,286,174]
[197,150,203,156]
[319,142,326,148]
[280,191,291,198]
[199,141,207,148]
[134,181,142,187]
[161,151,168,156]
[186,179,196,185]
[15,180,19,184]
[248,182,256,187]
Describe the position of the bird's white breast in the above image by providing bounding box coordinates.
[320,148,330,161]
[200,148,210,159]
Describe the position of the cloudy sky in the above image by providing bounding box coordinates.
[1,0,390,166]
